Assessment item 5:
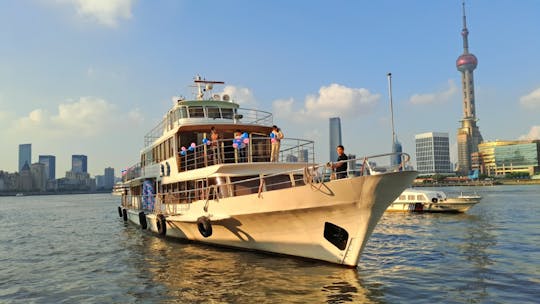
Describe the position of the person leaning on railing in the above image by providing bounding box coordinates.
[331,145,348,179]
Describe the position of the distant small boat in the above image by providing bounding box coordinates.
[387,188,482,213]
[15,193,24,197]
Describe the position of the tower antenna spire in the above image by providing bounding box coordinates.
[461,1,470,54]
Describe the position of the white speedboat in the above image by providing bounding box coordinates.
[387,188,482,213]
[117,76,417,267]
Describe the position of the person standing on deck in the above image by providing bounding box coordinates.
[332,145,348,179]
[270,125,284,162]
[210,126,220,164]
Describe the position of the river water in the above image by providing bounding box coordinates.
[1,185,538,303]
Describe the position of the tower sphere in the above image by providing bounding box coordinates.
[456,53,478,71]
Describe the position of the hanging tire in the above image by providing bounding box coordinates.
[156,214,166,236]
[197,216,213,238]
[122,208,128,221]
[139,212,147,230]
[117,206,122,217]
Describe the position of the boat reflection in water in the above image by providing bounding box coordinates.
[133,234,379,303]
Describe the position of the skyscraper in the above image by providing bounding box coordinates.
[104,167,115,189]
[72,155,88,173]
[415,132,452,175]
[18,144,31,172]
[391,140,403,168]
[456,2,483,175]
[38,155,56,181]
[329,117,342,162]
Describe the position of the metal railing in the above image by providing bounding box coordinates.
[121,152,411,215]
[143,106,273,148]
[122,136,316,182]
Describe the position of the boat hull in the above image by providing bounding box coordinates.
[124,171,417,266]
[387,198,480,213]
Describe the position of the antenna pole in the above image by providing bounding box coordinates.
[387,72,396,145]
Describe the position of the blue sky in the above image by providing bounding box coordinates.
[1,0,539,176]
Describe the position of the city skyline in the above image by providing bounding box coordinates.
[1,1,539,175]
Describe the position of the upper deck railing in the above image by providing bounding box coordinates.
[144,104,273,148]
[122,136,315,182]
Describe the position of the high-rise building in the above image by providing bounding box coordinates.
[104,167,115,189]
[477,140,540,177]
[31,163,46,191]
[298,149,309,163]
[415,132,453,175]
[38,155,56,181]
[329,117,342,162]
[72,155,88,173]
[456,2,483,175]
[18,144,31,172]
[391,140,403,168]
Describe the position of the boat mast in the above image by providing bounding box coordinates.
[387,72,396,146]
[193,75,225,100]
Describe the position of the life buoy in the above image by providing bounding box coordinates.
[122,208,128,221]
[432,198,438,203]
[117,206,122,217]
[139,212,147,230]
[197,216,213,238]
[156,214,166,235]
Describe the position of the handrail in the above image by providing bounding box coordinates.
[143,105,274,148]
[122,152,412,215]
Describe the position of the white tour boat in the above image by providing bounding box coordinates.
[387,188,482,213]
[116,76,417,267]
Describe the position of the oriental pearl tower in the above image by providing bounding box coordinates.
[456,1,483,175]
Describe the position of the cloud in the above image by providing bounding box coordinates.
[220,86,257,107]
[519,125,540,140]
[58,0,134,27]
[273,84,380,121]
[409,79,458,105]
[519,88,540,109]
[303,84,379,118]
[11,97,142,138]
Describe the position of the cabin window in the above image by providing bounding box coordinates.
[176,107,188,120]
[264,175,292,191]
[188,106,205,118]
[399,195,406,200]
[250,134,271,162]
[230,176,259,196]
[417,195,426,200]
[407,195,415,200]
[221,108,233,119]
[164,140,170,159]
[207,106,221,119]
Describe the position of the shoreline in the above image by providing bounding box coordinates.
[1,190,113,197]
[413,179,540,187]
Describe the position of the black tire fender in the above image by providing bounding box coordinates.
[139,212,147,230]
[197,216,213,238]
[156,214,166,235]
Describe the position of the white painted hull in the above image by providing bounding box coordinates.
[124,171,416,266]
[387,198,480,213]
